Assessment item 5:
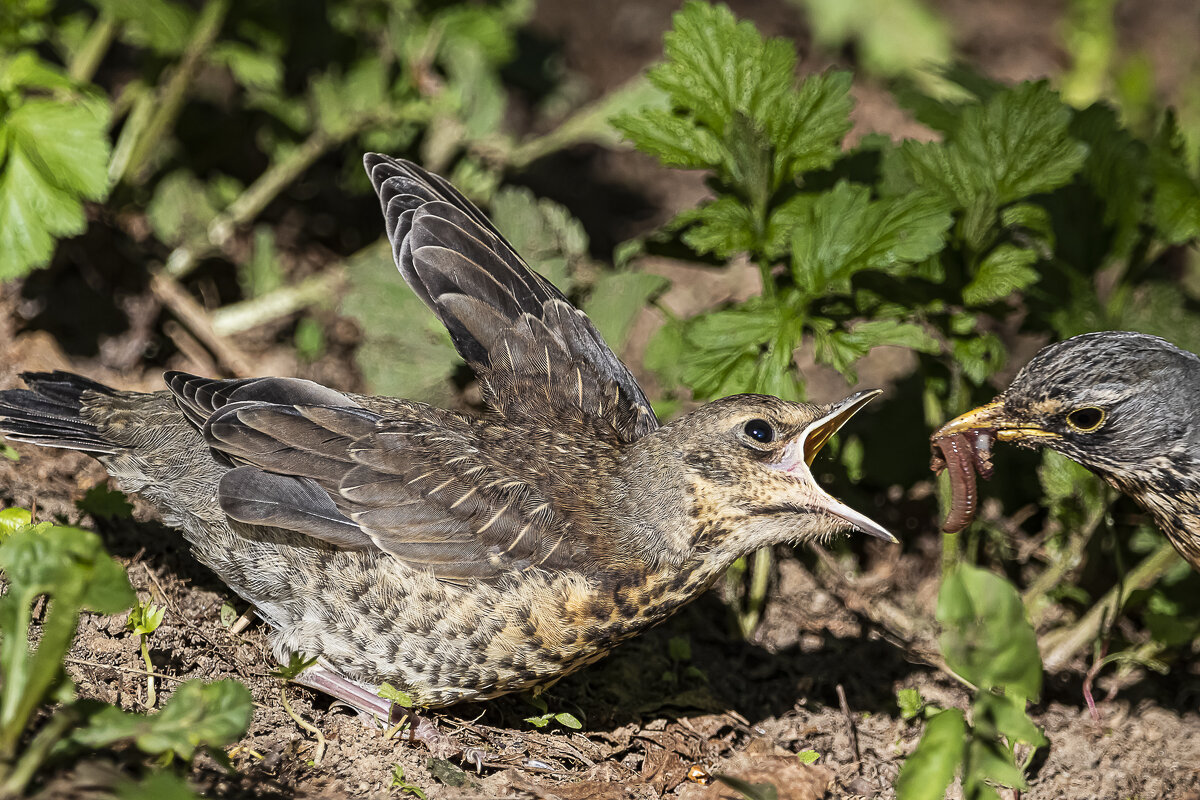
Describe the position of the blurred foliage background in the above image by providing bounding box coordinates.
[2,0,1200,792]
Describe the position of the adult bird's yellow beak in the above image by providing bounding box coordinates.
[933,400,1061,443]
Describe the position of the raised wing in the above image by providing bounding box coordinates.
[363,153,658,442]
[170,372,594,583]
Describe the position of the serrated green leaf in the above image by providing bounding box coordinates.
[937,565,1042,699]
[1037,449,1096,503]
[1150,117,1200,244]
[612,108,725,169]
[797,749,821,764]
[342,242,459,404]
[1069,103,1149,258]
[0,98,111,278]
[791,182,953,296]
[72,679,252,759]
[489,186,587,292]
[147,170,220,246]
[895,708,965,800]
[813,319,938,379]
[898,82,1088,212]
[962,244,1039,306]
[583,271,668,351]
[671,196,757,258]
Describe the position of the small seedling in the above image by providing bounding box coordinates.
[523,694,583,730]
[126,600,166,708]
[797,749,821,765]
[390,764,427,799]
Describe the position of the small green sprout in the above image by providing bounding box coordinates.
[126,600,166,707]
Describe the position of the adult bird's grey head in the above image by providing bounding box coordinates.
[935,331,1200,568]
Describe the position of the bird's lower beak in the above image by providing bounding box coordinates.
[934,400,1060,442]
[779,389,897,543]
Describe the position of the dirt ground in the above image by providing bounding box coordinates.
[4,1,1200,798]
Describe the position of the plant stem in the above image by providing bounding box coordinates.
[0,709,76,798]
[140,636,156,708]
[1022,502,1107,626]
[738,547,772,636]
[280,686,325,765]
[210,268,346,336]
[68,13,117,84]
[121,0,230,185]
[1041,541,1181,672]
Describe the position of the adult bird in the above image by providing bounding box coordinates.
[934,331,1200,569]
[0,154,896,718]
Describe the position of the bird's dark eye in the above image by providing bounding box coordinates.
[1066,406,1105,432]
[743,419,775,444]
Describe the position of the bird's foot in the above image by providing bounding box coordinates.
[290,663,491,767]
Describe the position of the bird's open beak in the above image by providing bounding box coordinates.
[774,389,897,543]
[934,400,1060,442]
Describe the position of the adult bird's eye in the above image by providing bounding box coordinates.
[743,419,775,444]
[1066,406,1105,432]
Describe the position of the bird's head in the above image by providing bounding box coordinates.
[935,331,1200,484]
[622,390,895,565]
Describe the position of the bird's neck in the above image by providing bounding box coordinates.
[1101,462,1200,569]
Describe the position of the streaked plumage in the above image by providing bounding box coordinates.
[934,331,1200,569]
[0,154,894,713]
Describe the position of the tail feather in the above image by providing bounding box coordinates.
[0,371,119,455]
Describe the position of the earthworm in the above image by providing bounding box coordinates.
[930,430,995,533]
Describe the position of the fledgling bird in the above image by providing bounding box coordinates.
[0,154,895,716]
[935,330,1200,569]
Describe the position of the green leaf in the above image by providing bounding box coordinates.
[972,691,1046,748]
[126,601,165,638]
[342,243,459,405]
[1037,449,1096,503]
[211,42,283,93]
[670,196,757,258]
[612,107,725,170]
[964,737,1027,792]
[800,0,952,78]
[813,319,938,379]
[147,170,220,247]
[378,683,413,708]
[937,565,1043,699]
[73,679,252,760]
[489,187,589,293]
[667,635,692,662]
[898,82,1088,211]
[94,0,194,55]
[1069,103,1149,258]
[76,485,134,521]
[0,507,32,537]
[896,688,924,720]
[294,317,325,363]
[114,770,203,800]
[583,271,668,352]
[553,712,582,729]
[0,97,111,279]
[797,749,821,764]
[894,708,966,800]
[240,226,283,298]
[790,182,953,296]
[620,2,852,190]
[1149,115,1200,244]
[962,244,1039,306]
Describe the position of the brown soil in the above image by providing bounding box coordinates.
[4,1,1200,798]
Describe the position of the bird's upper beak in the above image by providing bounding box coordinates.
[771,389,897,543]
[934,400,1060,442]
